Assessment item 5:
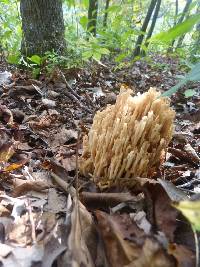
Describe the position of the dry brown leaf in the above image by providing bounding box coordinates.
[0,203,10,216]
[127,238,175,267]
[0,143,14,163]
[168,243,195,267]
[61,155,76,172]
[58,195,96,267]
[147,184,178,242]
[96,211,144,267]
[12,180,49,197]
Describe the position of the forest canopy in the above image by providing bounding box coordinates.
[0,0,199,67]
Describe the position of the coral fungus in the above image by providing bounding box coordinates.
[79,88,175,188]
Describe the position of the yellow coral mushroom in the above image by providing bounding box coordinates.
[79,88,175,188]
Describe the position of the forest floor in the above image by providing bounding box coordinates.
[0,56,199,267]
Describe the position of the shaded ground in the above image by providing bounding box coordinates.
[0,56,199,267]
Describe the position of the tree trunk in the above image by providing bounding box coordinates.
[177,0,192,25]
[103,0,110,28]
[169,0,192,52]
[167,0,179,52]
[175,0,179,25]
[133,0,157,58]
[20,0,66,56]
[176,0,193,49]
[143,0,162,53]
[87,0,98,36]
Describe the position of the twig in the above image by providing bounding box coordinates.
[26,199,36,244]
[75,130,80,198]
[59,69,92,113]
[192,226,199,267]
[51,172,76,197]
[80,191,143,207]
[59,69,80,99]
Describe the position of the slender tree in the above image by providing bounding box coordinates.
[168,0,179,52]
[103,0,110,28]
[87,0,98,36]
[20,0,66,56]
[192,2,200,55]
[143,0,162,52]
[133,0,157,58]
[177,0,193,25]
[175,0,179,25]
[168,0,192,51]
[176,0,193,49]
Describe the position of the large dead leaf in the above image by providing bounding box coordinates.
[58,195,97,267]
[168,243,195,267]
[95,211,176,267]
[146,184,178,242]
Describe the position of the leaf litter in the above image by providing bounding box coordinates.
[0,56,199,266]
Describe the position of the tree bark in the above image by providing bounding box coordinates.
[87,0,98,36]
[176,0,193,49]
[175,0,179,25]
[20,0,66,56]
[169,0,192,51]
[103,0,110,28]
[133,0,157,58]
[167,0,179,52]
[143,0,162,52]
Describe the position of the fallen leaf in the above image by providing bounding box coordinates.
[174,199,200,231]
[168,243,195,267]
[12,180,49,197]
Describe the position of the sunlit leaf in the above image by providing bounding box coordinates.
[162,62,200,97]
[3,160,26,172]
[28,55,42,65]
[82,50,93,60]
[93,52,101,61]
[106,5,121,13]
[0,143,14,163]
[151,13,200,44]
[184,89,196,98]
[174,200,200,231]
[98,47,110,55]
[7,54,20,64]
[80,16,88,29]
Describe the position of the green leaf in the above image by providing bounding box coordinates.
[151,13,200,44]
[106,5,121,13]
[93,52,101,61]
[115,53,127,63]
[82,50,93,60]
[32,67,40,79]
[80,16,88,29]
[174,200,200,231]
[162,62,200,97]
[184,89,196,98]
[0,0,10,3]
[28,55,42,65]
[7,54,20,64]
[98,47,110,55]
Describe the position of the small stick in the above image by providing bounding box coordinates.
[59,69,80,99]
[75,130,80,198]
[59,69,92,113]
[192,226,199,267]
[51,172,76,197]
[80,191,143,207]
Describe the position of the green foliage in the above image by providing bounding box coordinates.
[151,13,200,44]
[174,200,200,231]
[0,0,21,56]
[184,89,196,98]
[0,0,199,71]
[162,62,200,97]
